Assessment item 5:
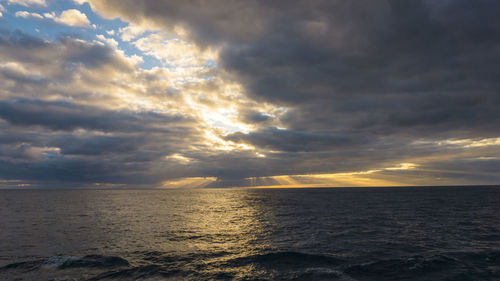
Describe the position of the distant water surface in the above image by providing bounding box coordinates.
[0,186,499,280]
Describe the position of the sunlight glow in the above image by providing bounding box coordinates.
[385,163,418,170]
[165,153,192,164]
[437,137,500,148]
[241,162,423,188]
[246,165,416,188]
[161,177,217,189]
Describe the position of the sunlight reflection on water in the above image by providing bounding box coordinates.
[1,187,500,280]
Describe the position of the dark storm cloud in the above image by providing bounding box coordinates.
[1,0,500,187]
[0,98,200,187]
[182,135,428,183]
[0,156,154,185]
[48,135,142,155]
[240,111,272,123]
[89,0,500,137]
[0,98,187,132]
[226,127,360,152]
[218,0,500,138]
[371,157,500,186]
[423,158,500,182]
[0,126,202,187]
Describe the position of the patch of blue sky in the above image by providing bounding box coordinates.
[205,59,218,68]
[0,0,164,69]
[116,34,164,70]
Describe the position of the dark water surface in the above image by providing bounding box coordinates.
[1,186,499,280]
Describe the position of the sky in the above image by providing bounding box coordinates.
[0,0,499,188]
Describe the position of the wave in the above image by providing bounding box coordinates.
[0,254,129,272]
[2,251,499,280]
[345,252,500,281]
[87,252,350,281]
[0,259,45,272]
[57,254,130,269]
[88,264,183,281]
[345,255,458,280]
[223,251,345,268]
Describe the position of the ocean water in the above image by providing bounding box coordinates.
[0,186,499,281]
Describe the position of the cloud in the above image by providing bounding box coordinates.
[85,0,500,137]
[0,4,5,17]
[78,0,500,187]
[0,98,187,132]
[15,10,43,19]
[119,24,148,42]
[0,29,267,188]
[96,34,118,48]
[5,0,46,7]
[1,1,500,188]
[226,127,360,152]
[44,9,91,28]
[0,30,206,187]
[48,134,142,156]
[132,32,215,67]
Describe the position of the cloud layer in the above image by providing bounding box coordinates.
[0,0,499,188]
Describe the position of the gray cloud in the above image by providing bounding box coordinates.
[143,1,498,185]
[0,30,130,70]
[1,1,500,187]
[226,127,361,152]
[88,0,500,136]
[48,135,142,156]
[0,98,187,132]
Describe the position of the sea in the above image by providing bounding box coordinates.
[0,186,499,281]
